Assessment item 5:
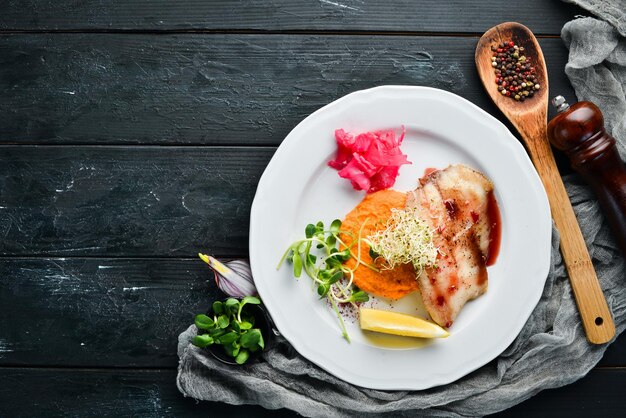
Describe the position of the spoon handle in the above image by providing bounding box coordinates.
[523,125,615,344]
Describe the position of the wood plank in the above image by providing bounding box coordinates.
[0,1,584,34]
[495,368,626,417]
[0,34,575,145]
[0,367,623,417]
[0,146,272,257]
[0,142,577,259]
[600,332,626,367]
[1,258,624,368]
[0,368,295,417]
[0,258,221,367]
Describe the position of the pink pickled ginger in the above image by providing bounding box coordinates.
[328,127,411,193]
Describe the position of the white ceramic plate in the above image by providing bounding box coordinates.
[249,86,551,390]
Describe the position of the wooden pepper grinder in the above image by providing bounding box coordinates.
[547,96,626,259]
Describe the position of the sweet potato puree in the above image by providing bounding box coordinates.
[339,190,418,300]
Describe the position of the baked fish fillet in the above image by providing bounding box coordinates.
[406,164,500,328]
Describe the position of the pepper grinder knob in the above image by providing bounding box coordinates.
[551,95,570,113]
[547,96,626,259]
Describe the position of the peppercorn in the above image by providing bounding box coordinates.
[490,39,539,103]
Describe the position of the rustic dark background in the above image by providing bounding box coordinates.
[0,1,624,416]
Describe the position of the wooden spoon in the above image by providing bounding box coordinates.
[476,22,615,344]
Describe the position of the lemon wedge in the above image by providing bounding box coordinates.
[359,308,449,339]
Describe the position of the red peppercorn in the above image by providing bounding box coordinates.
[497,48,503,53]
[502,81,507,87]
[509,41,515,47]
[505,91,511,96]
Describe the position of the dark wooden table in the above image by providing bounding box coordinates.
[1,1,624,416]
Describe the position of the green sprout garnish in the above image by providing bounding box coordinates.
[364,208,438,278]
[192,296,264,364]
[277,219,375,342]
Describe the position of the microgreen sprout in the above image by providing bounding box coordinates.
[365,208,438,277]
[192,296,264,364]
[277,219,374,342]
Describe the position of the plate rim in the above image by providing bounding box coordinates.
[249,85,552,390]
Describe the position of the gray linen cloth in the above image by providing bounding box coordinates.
[177,8,626,417]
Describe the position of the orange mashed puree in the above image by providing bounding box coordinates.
[339,190,418,300]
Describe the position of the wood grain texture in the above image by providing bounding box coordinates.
[476,22,614,344]
[0,146,272,257]
[0,35,575,145]
[0,258,220,367]
[0,368,295,417]
[494,368,626,417]
[0,257,624,368]
[0,0,583,33]
[0,367,624,417]
[601,332,626,366]
[0,0,622,413]
[527,137,615,344]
